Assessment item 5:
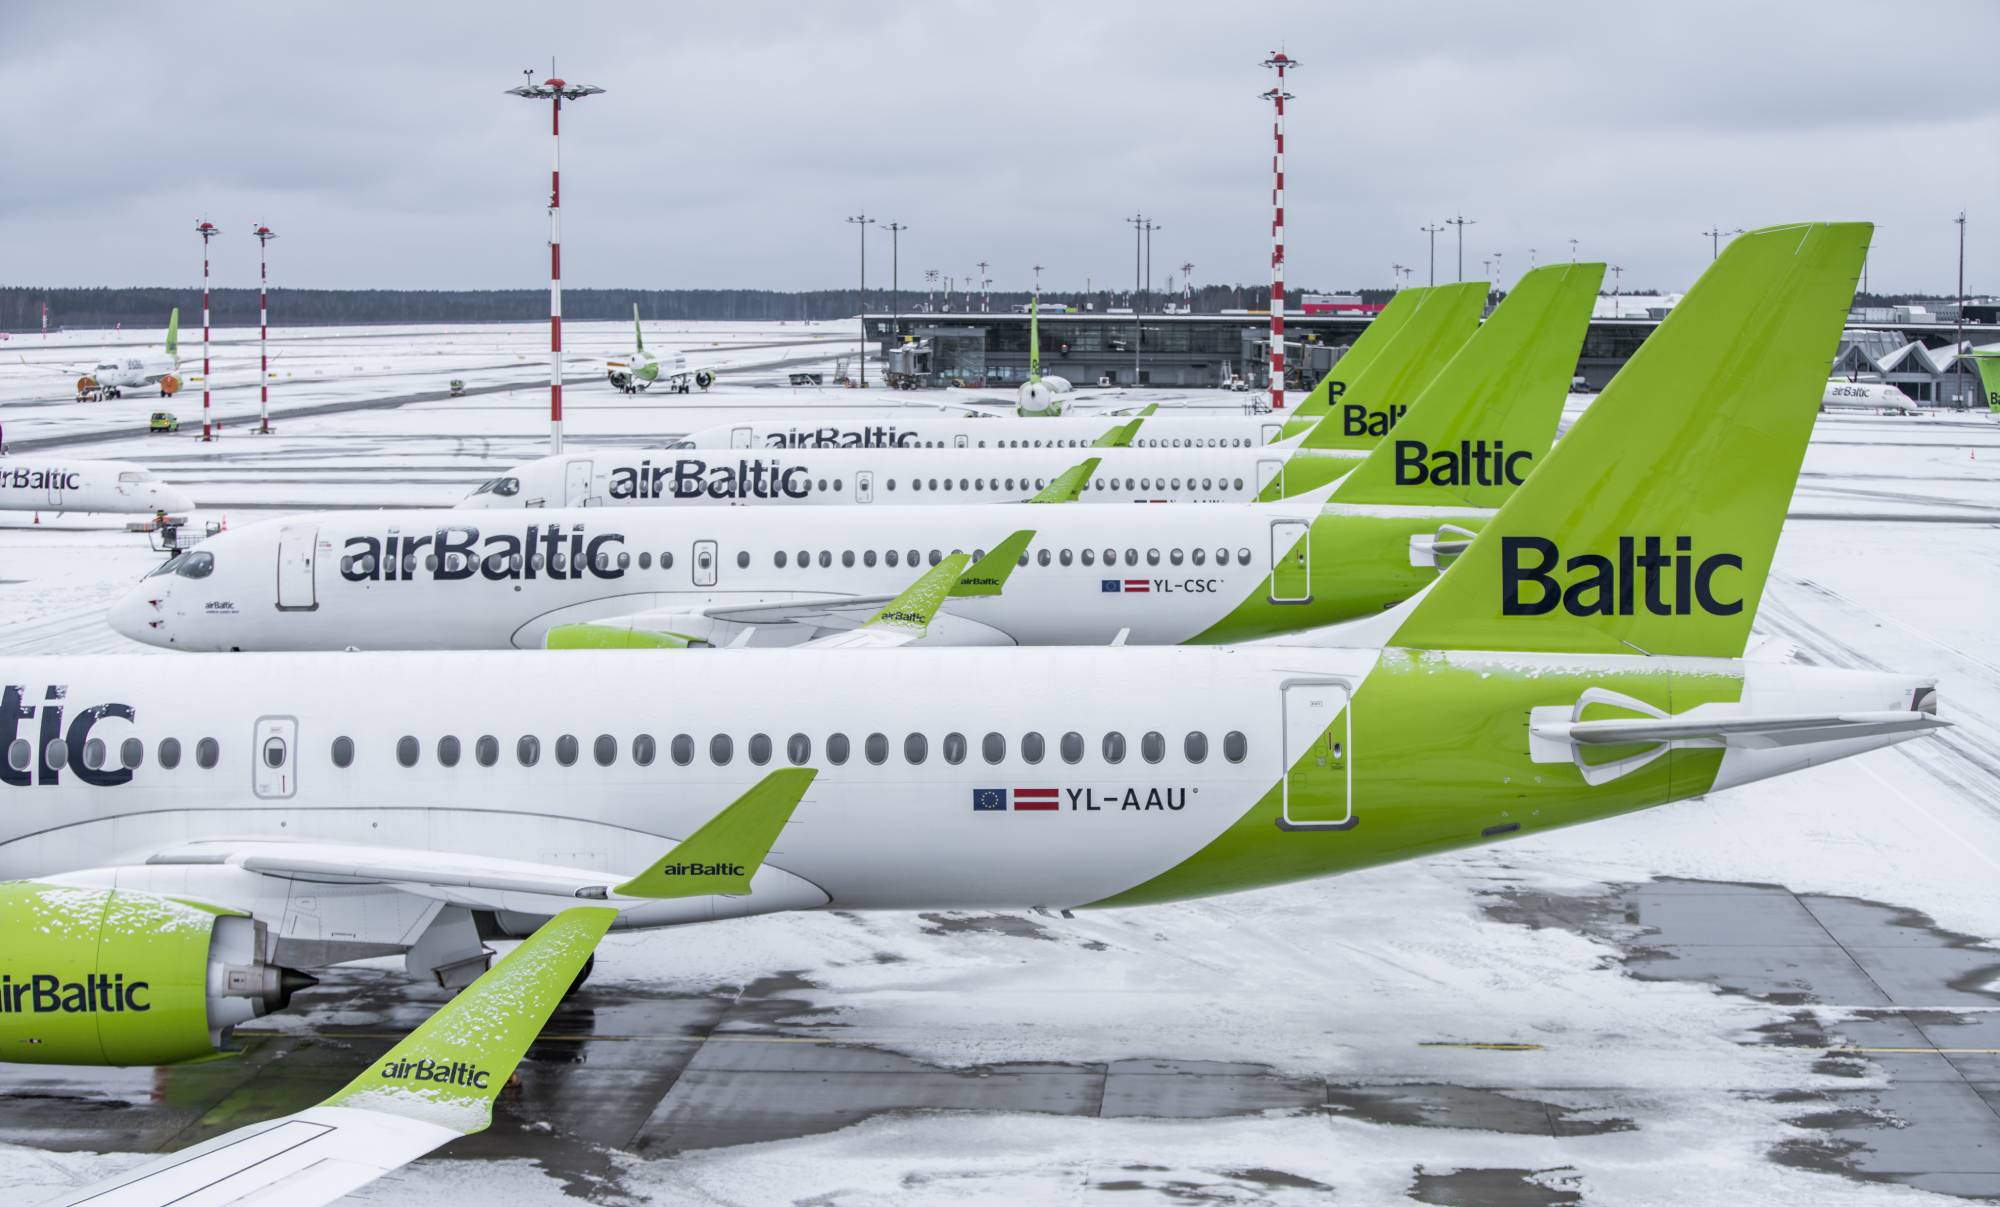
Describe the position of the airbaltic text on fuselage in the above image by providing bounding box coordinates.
[0,468,82,492]
[1500,536,1743,617]
[1,686,136,788]
[763,427,917,448]
[340,525,627,583]
[611,459,810,501]
[1394,439,1531,487]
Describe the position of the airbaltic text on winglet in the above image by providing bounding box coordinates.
[655,861,747,877]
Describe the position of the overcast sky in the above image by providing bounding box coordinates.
[4,0,1994,296]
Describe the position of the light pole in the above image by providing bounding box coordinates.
[977,259,990,314]
[506,68,604,455]
[1392,263,1408,290]
[846,214,873,386]
[1446,215,1476,282]
[1702,226,1744,260]
[251,224,276,434]
[1528,247,1537,269]
[882,222,906,329]
[195,220,219,441]
[924,268,938,314]
[1421,223,1443,286]
[1033,263,1044,295]
[1610,264,1624,317]
[1568,237,1578,263]
[1126,213,1148,383]
[1180,261,1194,313]
[1955,209,1968,406]
[1492,251,1503,291]
[1143,222,1160,316]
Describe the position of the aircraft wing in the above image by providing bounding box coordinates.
[44,906,615,1207]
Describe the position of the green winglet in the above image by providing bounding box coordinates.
[954,530,1035,597]
[614,768,818,898]
[861,552,970,635]
[1970,351,2000,413]
[546,623,702,649]
[1092,417,1143,447]
[1300,281,1488,451]
[1330,261,1604,508]
[325,906,614,1134]
[1028,456,1100,503]
[1392,221,1872,660]
[164,308,179,359]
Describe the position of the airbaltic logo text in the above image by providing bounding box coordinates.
[1342,403,1407,438]
[0,973,149,1014]
[1394,440,1531,487]
[765,427,917,449]
[610,459,810,501]
[378,1057,490,1090]
[1,686,135,788]
[340,526,625,584]
[654,861,746,877]
[1501,536,1743,617]
[0,468,81,492]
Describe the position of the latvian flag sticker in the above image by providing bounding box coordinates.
[974,788,1060,812]
[1100,579,1151,594]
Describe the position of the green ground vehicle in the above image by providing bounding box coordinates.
[149,411,179,433]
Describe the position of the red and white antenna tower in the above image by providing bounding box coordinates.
[40,299,47,341]
[251,224,276,434]
[507,66,605,455]
[1180,261,1194,313]
[1261,51,1296,410]
[195,220,220,440]
[977,260,990,314]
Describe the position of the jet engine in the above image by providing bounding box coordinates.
[158,374,181,397]
[694,369,716,391]
[1039,375,1073,395]
[0,882,312,1066]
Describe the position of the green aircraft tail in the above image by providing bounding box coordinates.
[1969,350,2000,413]
[1391,221,1871,659]
[165,308,179,358]
[1330,262,1604,509]
[1299,282,1488,451]
[1283,287,1427,421]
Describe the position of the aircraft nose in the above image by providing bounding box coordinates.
[157,485,195,513]
[109,583,171,647]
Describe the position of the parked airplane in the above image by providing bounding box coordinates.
[604,305,714,394]
[1820,378,1922,414]
[3,223,1935,1205]
[38,310,186,400]
[116,262,1602,653]
[0,459,192,515]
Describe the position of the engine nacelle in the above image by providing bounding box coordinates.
[0,882,310,1066]
[1039,374,1073,395]
[158,373,182,396]
[694,369,716,391]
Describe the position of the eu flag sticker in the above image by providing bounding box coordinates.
[1101,579,1121,593]
[972,788,1007,811]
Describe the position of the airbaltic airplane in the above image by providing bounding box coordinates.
[604,305,715,395]
[117,263,1604,652]
[1820,378,1922,414]
[0,459,193,515]
[33,310,187,400]
[0,224,1943,1205]
[676,281,1488,451]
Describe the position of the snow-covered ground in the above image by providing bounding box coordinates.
[1,325,1997,1204]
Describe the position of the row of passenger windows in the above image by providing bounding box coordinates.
[6,735,215,773]
[762,545,1257,570]
[341,729,1249,770]
[888,475,1246,495]
[876,437,1258,450]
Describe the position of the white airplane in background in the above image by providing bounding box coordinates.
[33,309,187,400]
[605,305,715,394]
[669,406,1293,451]
[1821,377,1923,414]
[0,459,192,515]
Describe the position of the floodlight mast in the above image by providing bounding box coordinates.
[195,220,220,441]
[251,225,276,434]
[507,69,605,455]
[1262,51,1296,409]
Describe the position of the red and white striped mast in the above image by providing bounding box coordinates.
[507,67,604,455]
[1261,52,1296,411]
[195,220,220,440]
[251,225,276,434]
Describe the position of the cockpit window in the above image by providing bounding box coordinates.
[147,554,185,579]
[173,552,214,579]
[490,477,520,497]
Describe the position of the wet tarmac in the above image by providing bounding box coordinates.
[4,877,1997,1203]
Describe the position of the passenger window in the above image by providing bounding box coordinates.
[827,733,851,765]
[1233,478,1245,491]
[798,549,809,568]
[709,734,734,765]
[42,739,66,771]
[842,551,855,568]
[1081,549,1096,567]
[818,551,832,568]
[928,550,942,566]
[330,736,353,768]
[1216,548,1231,566]
[477,735,499,767]
[663,551,674,569]
[748,733,772,765]
[1169,548,1184,566]
[395,737,419,767]
[633,734,657,766]
[1147,549,1161,566]
[1238,547,1252,565]
[671,734,694,766]
[120,737,143,770]
[886,549,900,568]
[1060,549,1074,567]
[864,733,888,765]
[1060,731,1084,764]
[775,551,788,568]
[1102,732,1127,764]
[1037,549,1051,567]
[1021,732,1045,764]
[1224,731,1248,763]
[84,738,107,770]
[159,737,182,769]
[639,552,653,570]
[594,734,617,767]
[942,732,967,765]
[904,733,927,764]
[737,551,750,569]
[555,735,579,767]
[1141,732,1165,764]
[518,735,541,766]
[436,736,460,768]
[982,732,1005,763]
[787,733,811,765]
[906,549,920,567]
[1192,547,1207,566]
[864,550,877,568]
[195,738,219,770]
[1185,732,1209,763]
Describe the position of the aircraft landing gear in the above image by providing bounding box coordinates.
[564,952,595,999]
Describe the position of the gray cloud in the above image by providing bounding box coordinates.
[1,0,1993,296]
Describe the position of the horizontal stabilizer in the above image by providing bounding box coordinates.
[614,768,816,898]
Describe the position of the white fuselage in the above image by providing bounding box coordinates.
[109,502,1338,651]
[1821,380,1922,414]
[461,447,1356,509]
[675,414,1295,451]
[81,351,179,393]
[0,459,193,515]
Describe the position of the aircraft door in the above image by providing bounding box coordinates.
[693,539,718,586]
[46,472,64,508]
[1261,422,1283,444]
[1279,680,1352,830]
[253,715,298,800]
[564,459,594,507]
[276,524,318,610]
[730,427,754,448]
[1267,520,1311,603]
[953,434,969,449]
[1255,458,1284,498]
[857,471,874,503]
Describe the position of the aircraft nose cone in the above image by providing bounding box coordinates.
[157,485,195,513]
[108,585,168,647]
